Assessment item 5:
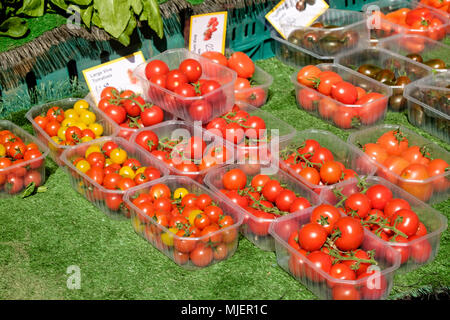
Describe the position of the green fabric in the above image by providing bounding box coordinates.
[0,55,449,299]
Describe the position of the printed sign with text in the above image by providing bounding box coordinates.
[189,12,228,55]
[266,0,329,39]
[82,51,146,105]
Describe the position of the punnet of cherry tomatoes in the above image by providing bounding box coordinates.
[204,163,320,251]
[0,121,49,197]
[133,48,236,123]
[201,51,273,108]
[93,86,172,141]
[319,175,447,273]
[367,1,448,42]
[123,176,243,269]
[419,0,450,16]
[335,47,433,112]
[279,130,376,195]
[130,120,234,183]
[204,103,296,164]
[60,137,169,218]
[348,124,450,204]
[25,98,117,165]
[292,64,392,129]
[269,203,401,300]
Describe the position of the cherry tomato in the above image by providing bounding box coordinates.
[310,204,341,234]
[297,65,321,88]
[223,168,247,190]
[190,243,214,267]
[366,184,393,210]
[377,129,409,156]
[298,89,320,111]
[345,193,371,219]
[189,100,213,122]
[298,222,328,251]
[201,51,228,66]
[228,52,255,79]
[179,59,202,83]
[390,209,419,237]
[332,217,364,251]
[145,60,169,79]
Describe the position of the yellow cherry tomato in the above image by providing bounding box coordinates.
[88,123,104,137]
[61,118,76,129]
[74,99,90,114]
[74,122,88,131]
[79,110,96,125]
[188,209,204,226]
[119,166,135,179]
[81,136,93,143]
[132,216,145,234]
[174,187,189,200]
[85,145,101,158]
[0,144,5,157]
[109,147,127,164]
[105,158,113,167]
[64,109,79,121]
[75,159,91,173]
[49,136,63,151]
[160,227,178,246]
[57,126,67,141]
[135,167,147,175]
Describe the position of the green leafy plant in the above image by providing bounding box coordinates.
[0,0,164,46]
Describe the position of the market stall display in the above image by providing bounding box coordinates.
[0,0,449,301]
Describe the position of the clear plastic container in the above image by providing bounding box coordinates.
[123,175,244,270]
[133,48,237,123]
[291,63,392,129]
[129,120,235,184]
[279,129,377,199]
[347,124,450,204]
[334,47,432,112]
[320,176,448,273]
[279,9,370,59]
[269,206,401,300]
[204,163,321,251]
[234,64,273,108]
[202,102,297,165]
[271,30,333,68]
[60,137,170,219]
[377,34,449,71]
[404,71,449,144]
[25,98,119,166]
[84,93,177,141]
[0,120,50,198]
[363,0,449,42]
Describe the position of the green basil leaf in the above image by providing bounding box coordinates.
[0,17,29,38]
[81,5,93,28]
[143,0,163,38]
[17,0,45,17]
[117,13,136,46]
[21,182,36,198]
[94,0,131,38]
[130,0,142,15]
[70,0,92,5]
[50,0,69,10]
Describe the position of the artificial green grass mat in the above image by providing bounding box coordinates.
[0,57,449,300]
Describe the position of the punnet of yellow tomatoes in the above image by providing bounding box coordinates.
[123,176,243,269]
[60,137,170,218]
[25,98,118,165]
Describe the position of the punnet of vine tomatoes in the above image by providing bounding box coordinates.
[204,163,320,251]
[90,87,173,141]
[348,124,450,204]
[130,120,234,184]
[320,175,447,272]
[203,102,296,164]
[279,130,376,201]
[123,176,243,269]
[60,137,169,218]
[132,48,237,123]
[25,98,118,166]
[268,205,402,300]
[0,121,49,197]
[202,50,273,108]
[291,64,391,130]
